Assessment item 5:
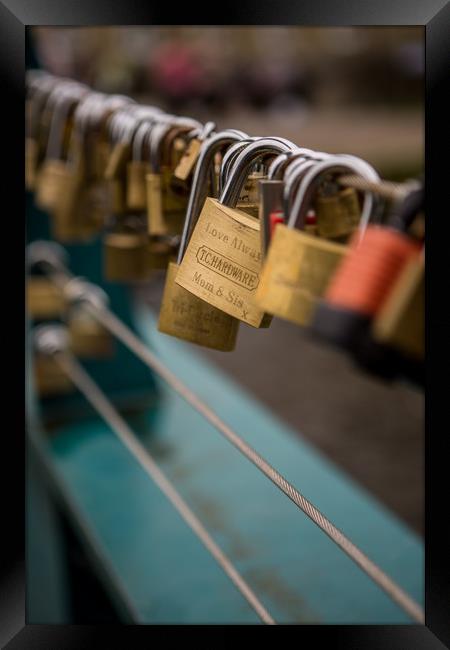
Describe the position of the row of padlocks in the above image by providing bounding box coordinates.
[26,70,424,388]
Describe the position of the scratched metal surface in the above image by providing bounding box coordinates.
[38,307,423,624]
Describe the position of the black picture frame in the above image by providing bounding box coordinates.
[3,1,449,646]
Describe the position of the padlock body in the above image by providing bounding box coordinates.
[104,141,131,180]
[25,137,39,191]
[68,313,114,358]
[104,232,150,282]
[126,160,150,211]
[158,262,239,351]
[34,355,74,397]
[236,172,265,218]
[146,171,187,236]
[373,255,424,359]
[314,188,360,239]
[35,159,69,213]
[146,238,174,271]
[175,197,266,327]
[51,168,102,243]
[109,178,127,214]
[27,277,65,320]
[255,224,346,326]
[173,138,202,181]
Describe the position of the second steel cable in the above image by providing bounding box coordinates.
[53,349,275,625]
[81,297,424,624]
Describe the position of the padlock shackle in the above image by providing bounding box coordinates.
[267,152,290,180]
[218,137,260,195]
[45,84,89,160]
[282,150,330,186]
[219,138,294,208]
[27,240,69,273]
[177,130,248,264]
[148,120,197,173]
[108,110,136,144]
[287,156,380,234]
[221,136,299,193]
[65,93,103,166]
[72,92,106,141]
[132,119,158,161]
[197,121,217,141]
[27,74,61,139]
[283,159,321,216]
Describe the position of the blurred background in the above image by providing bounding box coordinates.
[31,26,424,535]
[32,26,423,179]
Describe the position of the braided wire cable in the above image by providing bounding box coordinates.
[52,349,276,625]
[82,298,424,624]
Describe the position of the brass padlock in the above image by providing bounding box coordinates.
[126,121,152,212]
[50,123,107,243]
[27,276,65,320]
[68,306,114,358]
[158,130,244,350]
[176,139,292,327]
[372,252,424,360]
[173,121,216,182]
[146,124,192,236]
[104,140,132,215]
[25,137,39,192]
[26,73,62,192]
[104,228,150,282]
[255,156,379,327]
[237,171,266,218]
[146,169,187,236]
[35,159,72,214]
[50,138,85,239]
[34,355,74,397]
[33,323,74,396]
[35,85,85,214]
[173,137,202,181]
[145,236,175,272]
[313,178,361,239]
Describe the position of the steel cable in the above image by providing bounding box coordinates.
[52,349,276,625]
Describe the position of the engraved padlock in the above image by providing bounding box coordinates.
[158,130,247,350]
[175,138,294,327]
[255,156,380,327]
